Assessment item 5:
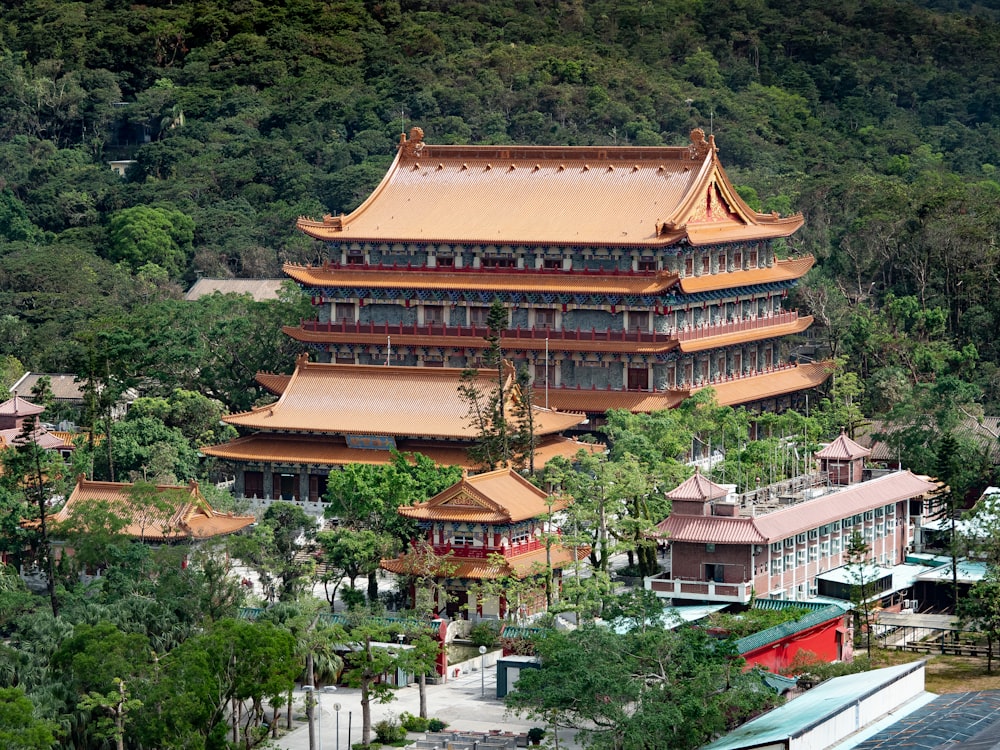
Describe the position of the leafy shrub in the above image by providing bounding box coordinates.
[469,621,499,648]
[399,712,429,733]
[373,716,406,744]
[427,718,449,732]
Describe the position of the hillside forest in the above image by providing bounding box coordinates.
[2,2,1000,748]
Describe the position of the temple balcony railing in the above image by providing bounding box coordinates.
[644,572,753,604]
[424,538,546,559]
[673,310,799,341]
[299,310,800,344]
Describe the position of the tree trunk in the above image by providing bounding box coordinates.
[419,672,427,719]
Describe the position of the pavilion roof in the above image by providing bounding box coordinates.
[0,394,44,418]
[199,432,599,470]
[667,470,730,502]
[297,129,803,248]
[399,468,565,524]
[815,431,872,460]
[51,477,255,542]
[222,356,585,439]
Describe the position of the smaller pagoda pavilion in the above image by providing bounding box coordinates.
[0,394,71,455]
[381,468,586,620]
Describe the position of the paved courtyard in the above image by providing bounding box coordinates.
[272,660,584,750]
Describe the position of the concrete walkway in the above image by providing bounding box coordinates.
[272,661,583,750]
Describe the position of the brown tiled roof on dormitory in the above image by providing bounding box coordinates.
[657,470,936,545]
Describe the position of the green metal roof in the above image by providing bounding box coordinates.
[736,604,846,654]
[702,661,925,750]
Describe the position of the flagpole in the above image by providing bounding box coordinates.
[545,337,549,410]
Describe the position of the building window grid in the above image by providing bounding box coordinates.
[796,549,805,567]
[808,544,818,562]
[784,553,795,570]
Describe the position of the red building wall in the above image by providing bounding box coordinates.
[741,616,847,673]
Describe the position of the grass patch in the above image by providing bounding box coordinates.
[860,649,1000,693]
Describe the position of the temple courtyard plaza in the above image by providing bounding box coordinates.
[232,560,599,750]
[274,666,586,750]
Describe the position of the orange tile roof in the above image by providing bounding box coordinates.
[399,468,565,524]
[52,477,255,542]
[223,357,585,439]
[542,361,832,414]
[255,372,291,395]
[544,388,689,413]
[297,129,802,248]
[200,432,600,470]
[678,256,815,294]
[282,325,681,355]
[283,265,680,296]
[381,544,586,580]
[677,315,813,353]
[706,361,834,407]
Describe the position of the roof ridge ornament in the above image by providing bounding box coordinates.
[400,126,425,157]
[688,128,716,160]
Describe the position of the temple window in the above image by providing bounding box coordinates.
[701,255,710,274]
[436,256,454,267]
[638,258,656,271]
[543,258,561,270]
[347,251,364,265]
[453,534,475,546]
[717,253,726,272]
[749,249,758,267]
[733,251,742,269]
[684,257,694,276]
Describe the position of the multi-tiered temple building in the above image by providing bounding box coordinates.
[285,128,829,420]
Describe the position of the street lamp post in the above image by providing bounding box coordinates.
[333,702,342,750]
[479,645,487,697]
